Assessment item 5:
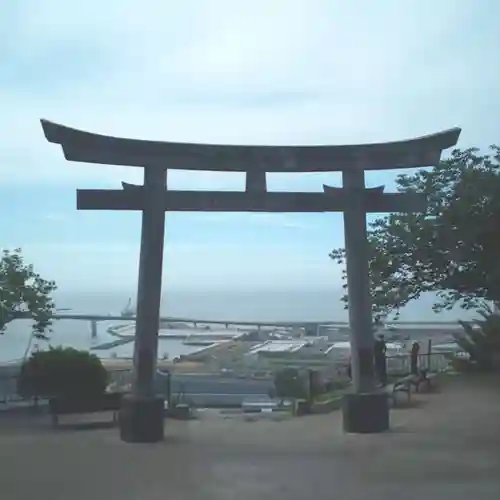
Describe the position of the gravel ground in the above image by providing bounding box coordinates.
[0,374,499,500]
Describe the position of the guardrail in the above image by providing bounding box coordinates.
[386,352,452,375]
[234,352,453,379]
[0,367,136,407]
[0,377,23,405]
[0,352,454,409]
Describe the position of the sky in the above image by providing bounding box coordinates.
[1,0,500,300]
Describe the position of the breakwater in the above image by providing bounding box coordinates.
[105,323,244,340]
[91,338,133,350]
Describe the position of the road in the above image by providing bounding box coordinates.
[167,374,272,394]
[155,373,273,406]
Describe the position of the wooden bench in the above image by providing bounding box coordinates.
[386,371,439,406]
[48,392,122,427]
[415,370,438,393]
[386,375,418,406]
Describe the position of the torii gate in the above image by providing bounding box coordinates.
[41,120,460,442]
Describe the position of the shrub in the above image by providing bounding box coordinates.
[273,368,309,400]
[454,303,500,372]
[308,369,324,397]
[447,355,480,373]
[17,347,109,399]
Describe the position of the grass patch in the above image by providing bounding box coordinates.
[313,385,350,403]
[314,391,340,403]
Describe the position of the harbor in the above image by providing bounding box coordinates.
[2,305,463,366]
[5,295,464,372]
[0,309,461,408]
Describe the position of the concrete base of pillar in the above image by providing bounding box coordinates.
[119,395,165,443]
[341,392,390,434]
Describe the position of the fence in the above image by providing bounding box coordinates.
[0,375,22,405]
[0,367,136,407]
[230,351,453,380]
[386,352,451,375]
[0,352,454,408]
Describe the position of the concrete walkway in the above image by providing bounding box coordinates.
[0,374,499,500]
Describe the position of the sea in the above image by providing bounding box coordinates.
[0,289,466,364]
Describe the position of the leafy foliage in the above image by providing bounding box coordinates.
[452,302,500,371]
[0,248,57,338]
[273,368,309,400]
[330,146,500,320]
[17,347,109,399]
[308,369,325,397]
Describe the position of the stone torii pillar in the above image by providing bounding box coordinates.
[120,166,167,441]
[341,169,377,397]
[324,174,396,431]
[40,119,460,440]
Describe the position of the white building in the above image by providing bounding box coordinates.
[324,341,405,360]
[243,337,335,372]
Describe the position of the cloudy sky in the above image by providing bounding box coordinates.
[1,0,499,299]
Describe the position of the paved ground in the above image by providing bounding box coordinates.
[0,374,499,500]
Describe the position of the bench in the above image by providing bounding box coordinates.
[415,370,438,393]
[48,392,123,427]
[386,375,418,406]
[386,371,439,406]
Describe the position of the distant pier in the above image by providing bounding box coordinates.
[91,338,132,350]
[15,311,462,328]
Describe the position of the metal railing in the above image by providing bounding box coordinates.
[0,376,23,405]
[386,352,452,375]
[0,352,454,408]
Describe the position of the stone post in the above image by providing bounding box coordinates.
[341,168,390,433]
[119,166,167,443]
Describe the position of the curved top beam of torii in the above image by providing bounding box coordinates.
[40,119,461,173]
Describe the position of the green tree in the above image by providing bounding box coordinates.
[0,248,56,338]
[330,146,500,320]
[17,347,109,399]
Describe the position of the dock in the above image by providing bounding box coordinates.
[91,338,133,351]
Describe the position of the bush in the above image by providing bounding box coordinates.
[273,368,309,400]
[17,347,109,399]
[454,303,500,372]
[447,354,495,374]
[308,370,324,397]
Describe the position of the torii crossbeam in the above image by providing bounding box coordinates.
[41,119,460,441]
